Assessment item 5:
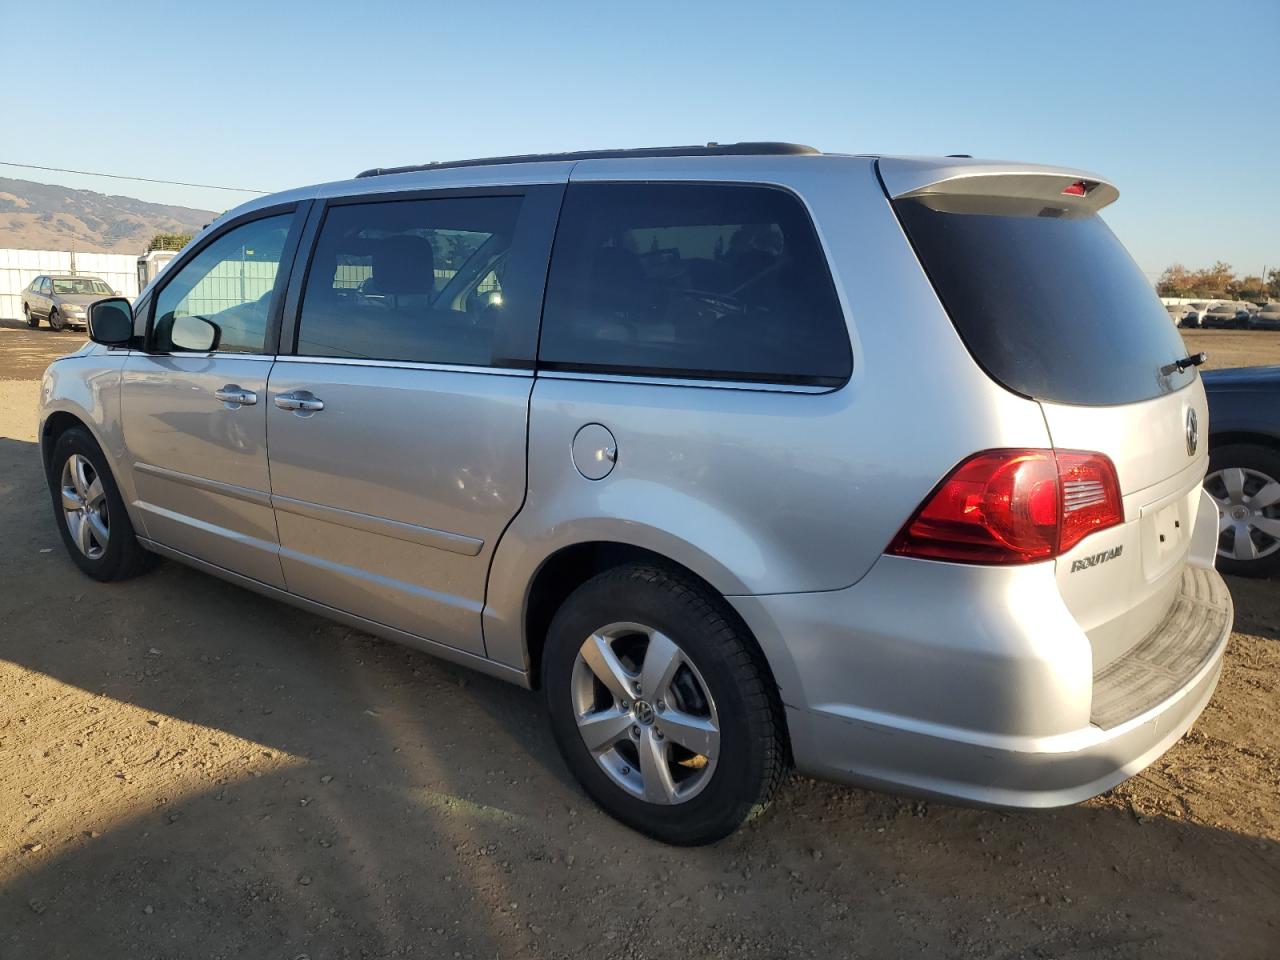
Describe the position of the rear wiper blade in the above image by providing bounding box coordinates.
[1161,352,1207,376]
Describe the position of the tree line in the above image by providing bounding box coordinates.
[146,232,193,252]
[1158,262,1279,301]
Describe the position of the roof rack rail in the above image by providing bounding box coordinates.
[355,142,820,179]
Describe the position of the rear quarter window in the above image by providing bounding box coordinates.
[894,195,1195,405]
[539,182,851,386]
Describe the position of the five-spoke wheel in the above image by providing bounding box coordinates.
[47,427,154,582]
[572,622,720,805]
[543,563,785,845]
[60,453,110,560]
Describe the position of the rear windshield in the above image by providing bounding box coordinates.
[894,195,1195,405]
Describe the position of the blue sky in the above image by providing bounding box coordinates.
[4,0,1276,280]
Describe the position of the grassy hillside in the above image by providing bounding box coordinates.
[0,178,217,254]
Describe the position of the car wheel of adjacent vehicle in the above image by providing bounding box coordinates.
[1205,444,1280,578]
[48,307,65,331]
[542,562,786,845]
[47,428,155,582]
[24,304,39,328]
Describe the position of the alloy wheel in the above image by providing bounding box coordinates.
[1206,466,1280,562]
[570,622,720,804]
[60,453,109,560]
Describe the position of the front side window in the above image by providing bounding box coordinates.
[539,183,851,385]
[39,278,51,295]
[152,213,293,354]
[296,195,523,366]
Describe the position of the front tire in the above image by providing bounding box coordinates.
[1206,443,1280,578]
[47,428,154,582]
[542,563,786,845]
[48,307,65,331]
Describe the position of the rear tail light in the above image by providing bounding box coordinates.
[889,449,1122,565]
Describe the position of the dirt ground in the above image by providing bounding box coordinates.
[1179,327,1280,371]
[1,320,1278,960]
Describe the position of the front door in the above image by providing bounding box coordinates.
[265,187,559,654]
[35,277,52,317]
[120,209,304,588]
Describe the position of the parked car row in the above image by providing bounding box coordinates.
[1250,302,1280,330]
[1171,299,1280,330]
[21,275,119,331]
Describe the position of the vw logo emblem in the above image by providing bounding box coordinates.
[1186,409,1199,457]
[632,700,655,725]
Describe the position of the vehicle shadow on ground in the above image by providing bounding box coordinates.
[0,316,85,333]
[3,436,1279,959]
[1224,575,1280,641]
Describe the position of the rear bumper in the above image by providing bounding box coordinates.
[731,560,1232,808]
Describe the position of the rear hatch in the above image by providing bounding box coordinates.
[880,158,1209,670]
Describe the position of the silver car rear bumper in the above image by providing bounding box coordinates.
[732,558,1231,808]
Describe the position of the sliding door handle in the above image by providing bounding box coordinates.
[274,390,325,413]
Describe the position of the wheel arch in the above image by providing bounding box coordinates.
[41,409,94,472]
[39,404,136,516]
[1208,430,1280,454]
[514,540,787,712]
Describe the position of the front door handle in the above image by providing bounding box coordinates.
[214,384,258,407]
[274,390,325,413]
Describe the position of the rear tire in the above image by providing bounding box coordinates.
[24,304,38,328]
[1206,443,1280,578]
[48,307,65,331]
[47,427,155,582]
[542,562,786,845]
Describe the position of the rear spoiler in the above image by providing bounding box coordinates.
[877,157,1119,213]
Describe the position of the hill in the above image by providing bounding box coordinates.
[0,177,217,254]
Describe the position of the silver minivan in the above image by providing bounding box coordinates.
[41,144,1232,844]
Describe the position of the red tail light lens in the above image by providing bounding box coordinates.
[890,449,1122,565]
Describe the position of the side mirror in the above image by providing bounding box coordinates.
[87,297,134,346]
[170,315,221,352]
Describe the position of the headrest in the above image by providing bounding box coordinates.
[371,235,435,295]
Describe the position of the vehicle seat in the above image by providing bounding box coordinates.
[585,246,650,342]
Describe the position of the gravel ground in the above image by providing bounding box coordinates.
[1,320,1278,959]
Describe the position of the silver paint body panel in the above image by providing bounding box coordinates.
[1044,388,1213,669]
[39,152,1233,810]
[263,360,533,655]
[117,353,284,588]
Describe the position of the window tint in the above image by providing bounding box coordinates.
[539,183,850,385]
[296,196,523,366]
[153,214,292,354]
[894,196,1195,405]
